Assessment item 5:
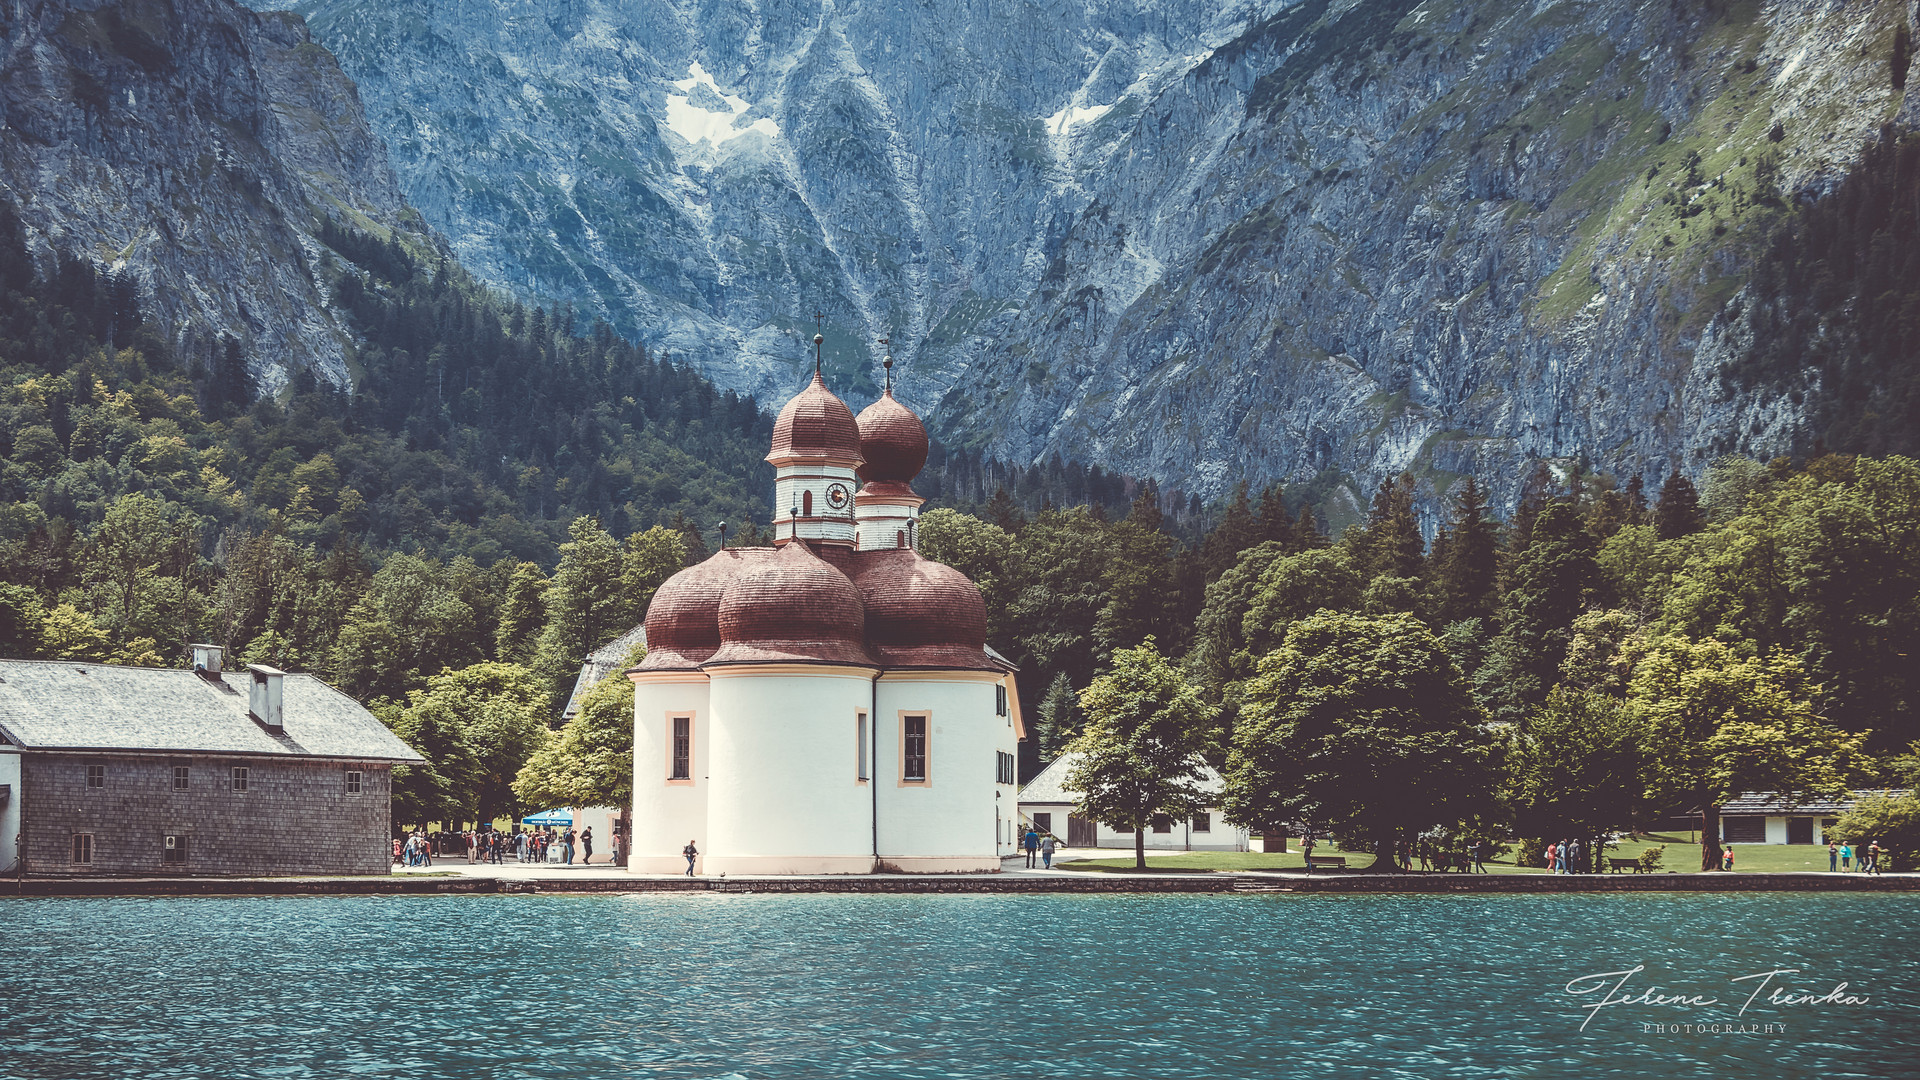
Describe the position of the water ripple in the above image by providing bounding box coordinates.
[0,892,1914,1079]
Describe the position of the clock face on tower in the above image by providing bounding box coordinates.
[824,482,852,511]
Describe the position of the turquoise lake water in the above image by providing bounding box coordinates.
[1,892,1915,1079]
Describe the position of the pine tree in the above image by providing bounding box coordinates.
[1356,473,1423,580]
[1653,471,1705,540]
[1295,504,1329,549]
[494,561,549,662]
[1256,482,1296,549]
[1440,475,1499,624]
[1200,482,1258,580]
[1032,671,1081,764]
[1127,478,1164,532]
[986,487,1024,532]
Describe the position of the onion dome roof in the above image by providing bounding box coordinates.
[635,548,775,671]
[769,372,863,462]
[853,550,996,670]
[854,390,928,484]
[708,541,877,667]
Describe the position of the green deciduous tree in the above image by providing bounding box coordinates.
[1064,641,1215,869]
[1505,687,1646,860]
[404,663,552,823]
[1829,793,1920,871]
[513,651,639,813]
[494,561,549,662]
[1225,611,1495,870]
[1630,635,1864,871]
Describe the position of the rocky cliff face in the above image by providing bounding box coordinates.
[243,0,1913,510]
[250,0,1271,408]
[0,0,434,391]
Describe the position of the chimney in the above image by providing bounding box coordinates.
[190,644,223,675]
[247,664,285,731]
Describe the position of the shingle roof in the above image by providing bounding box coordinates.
[1720,789,1911,816]
[563,623,649,718]
[0,660,422,761]
[1017,750,1226,804]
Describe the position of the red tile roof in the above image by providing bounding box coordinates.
[707,541,878,667]
[854,389,928,483]
[768,372,863,462]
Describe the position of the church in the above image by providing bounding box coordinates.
[626,339,1024,874]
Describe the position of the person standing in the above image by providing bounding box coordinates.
[1301,835,1315,873]
[563,827,576,866]
[1841,843,1853,872]
[1722,845,1735,871]
[1867,840,1883,875]
[581,827,595,866]
[1040,834,1057,870]
[683,839,699,877]
[1022,828,1040,868]
[1829,839,1839,872]
[1569,838,1583,875]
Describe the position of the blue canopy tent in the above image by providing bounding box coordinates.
[522,809,573,827]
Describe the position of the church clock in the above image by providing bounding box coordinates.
[824,482,852,511]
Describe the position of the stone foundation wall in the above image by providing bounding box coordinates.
[19,752,393,877]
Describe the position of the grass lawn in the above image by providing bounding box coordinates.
[1059,834,1852,875]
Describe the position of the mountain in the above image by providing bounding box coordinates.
[246,0,1917,516]
[0,0,440,391]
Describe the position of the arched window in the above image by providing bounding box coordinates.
[896,530,906,549]
[803,490,812,517]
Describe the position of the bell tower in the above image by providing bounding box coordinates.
[766,323,862,549]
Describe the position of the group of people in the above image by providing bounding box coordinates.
[1408,837,1492,873]
[1544,839,1592,873]
[1019,829,1059,869]
[1830,839,1884,874]
[392,826,615,867]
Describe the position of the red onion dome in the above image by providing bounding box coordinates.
[853,550,996,670]
[636,548,773,670]
[768,372,863,462]
[708,542,877,667]
[854,390,928,484]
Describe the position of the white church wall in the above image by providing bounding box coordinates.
[704,667,878,874]
[874,674,1006,872]
[628,675,711,875]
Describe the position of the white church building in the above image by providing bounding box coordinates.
[626,347,1024,874]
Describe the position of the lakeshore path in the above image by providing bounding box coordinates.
[6,852,1917,897]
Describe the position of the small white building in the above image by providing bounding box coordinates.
[1017,751,1249,852]
[1719,790,1912,845]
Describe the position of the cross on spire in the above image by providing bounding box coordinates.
[879,336,893,394]
[812,311,825,378]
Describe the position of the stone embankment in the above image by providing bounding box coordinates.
[6,872,1916,898]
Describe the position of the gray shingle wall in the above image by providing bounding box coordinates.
[22,753,393,876]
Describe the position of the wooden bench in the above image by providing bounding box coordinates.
[1606,857,1643,873]
[1305,855,1348,870]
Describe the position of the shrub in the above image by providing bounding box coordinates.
[1829,795,1920,871]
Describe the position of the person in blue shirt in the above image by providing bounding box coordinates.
[1023,828,1040,868]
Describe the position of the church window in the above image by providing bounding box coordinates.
[896,530,906,549]
[670,716,693,781]
[856,712,869,781]
[901,715,928,784]
[996,751,1015,785]
[803,490,812,517]
[996,684,1008,717]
